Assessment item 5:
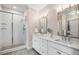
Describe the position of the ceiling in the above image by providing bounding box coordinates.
[28,4,47,10]
[0,4,72,13]
[1,4,48,12]
[1,4,28,12]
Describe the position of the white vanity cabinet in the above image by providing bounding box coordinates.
[32,34,48,55]
[48,40,79,55]
[48,41,68,55]
[32,34,41,53]
[32,34,79,55]
[40,38,48,55]
[48,46,67,55]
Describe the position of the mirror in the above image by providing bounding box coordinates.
[57,12,67,36]
[57,5,79,38]
[39,16,47,34]
[68,19,79,37]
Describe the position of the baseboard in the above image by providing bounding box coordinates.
[0,45,26,55]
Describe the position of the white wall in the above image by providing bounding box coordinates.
[47,7,58,35]
[40,5,58,35]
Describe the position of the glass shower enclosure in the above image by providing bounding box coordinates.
[0,11,26,51]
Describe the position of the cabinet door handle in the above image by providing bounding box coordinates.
[57,51,61,54]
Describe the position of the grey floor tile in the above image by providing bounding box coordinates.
[3,48,39,55]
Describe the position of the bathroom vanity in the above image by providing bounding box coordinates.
[32,5,79,55]
[32,33,79,55]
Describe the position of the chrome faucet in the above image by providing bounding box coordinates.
[62,36,66,41]
[62,36,71,43]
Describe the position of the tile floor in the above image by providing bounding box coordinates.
[3,48,39,55]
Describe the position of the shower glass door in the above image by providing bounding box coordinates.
[0,12,26,51]
[13,14,26,46]
[0,12,12,50]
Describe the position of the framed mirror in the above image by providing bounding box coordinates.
[39,16,47,34]
[57,5,79,38]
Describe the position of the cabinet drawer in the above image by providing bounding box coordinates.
[48,46,58,55]
[48,41,79,55]
[41,46,47,51]
[41,44,47,54]
[41,49,47,55]
[41,39,47,44]
[32,35,41,53]
[33,37,39,41]
[41,39,47,48]
[40,39,48,55]
[33,39,37,42]
[41,42,47,47]
[48,46,67,55]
